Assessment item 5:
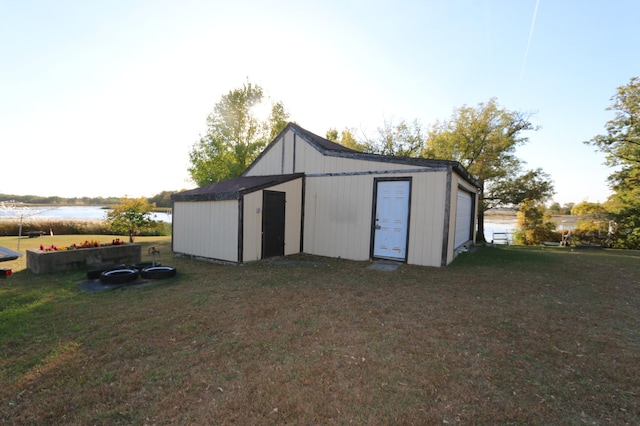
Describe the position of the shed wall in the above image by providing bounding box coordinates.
[303,170,450,267]
[242,178,303,262]
[246,131,422,176]
[175,126,478,267]
[250,132,291,175]
[444,175,479,265]
[304,175,373,261]
[406,171,449,267]
[173,200,239,262]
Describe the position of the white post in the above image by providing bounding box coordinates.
[17,215,23,251]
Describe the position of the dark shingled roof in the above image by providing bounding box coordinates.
[171,173,304,202]
[270,123,479,187]
[242,122,359,176]
[287,123,358,153]
[174,123,479,203]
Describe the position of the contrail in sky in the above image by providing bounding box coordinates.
[520,0,540,85]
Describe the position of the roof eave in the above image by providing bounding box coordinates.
[171,173,304,202]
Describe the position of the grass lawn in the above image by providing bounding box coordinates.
[1,235,639,424]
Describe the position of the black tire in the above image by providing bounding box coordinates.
[99,269,139,285]
[140,266,177,280]
[130,262,161,271]
[87,264,126,280]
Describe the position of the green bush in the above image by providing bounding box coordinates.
[515,199,558,245]
[514,228,561,245]
[144,221,172,236]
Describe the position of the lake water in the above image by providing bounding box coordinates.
[0,205,172,223]
[483,219,516,244]
[1,206,524,240]
[483,214,578,243]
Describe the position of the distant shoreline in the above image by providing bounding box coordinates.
[486,209,578,228]
[0,204,171,213]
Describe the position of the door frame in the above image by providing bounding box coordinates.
[454,187,474,249]
[262,190,286,259]
[369,177,412,262]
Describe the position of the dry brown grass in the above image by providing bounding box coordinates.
[1,236,639,424]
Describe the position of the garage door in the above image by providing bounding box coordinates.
[454,190,473,249]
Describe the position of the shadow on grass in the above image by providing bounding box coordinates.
[1,238,639,424]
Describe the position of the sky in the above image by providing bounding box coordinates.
[1,0,639,205]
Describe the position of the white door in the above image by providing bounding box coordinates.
[454,190,473,249]
[373,180,410,260]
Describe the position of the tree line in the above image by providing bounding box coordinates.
[0,191,178,209]
[187,82,553,244]
[186,78,640,249]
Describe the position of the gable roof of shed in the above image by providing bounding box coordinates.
[171,173,304,202]
[286,123,359,154]
[244,122,479,188]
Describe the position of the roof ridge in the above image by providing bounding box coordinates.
[244,123,478,187]
[286,123,477,187]
[287,122,359,153]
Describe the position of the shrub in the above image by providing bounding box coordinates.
[106,197,157,242]
[515,199,558,245]
[0,218,170,237]
[39,238,126,251]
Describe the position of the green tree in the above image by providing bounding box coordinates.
[586,76,640,172]
[606,188,640,248]
[268,101,289,141]
[367,118,425,157]
[148,191,178,208]
[546,202,573,215]
[586,77,640,249]
[514,199,557,245]
[570,201,611,239]
[326,128,338,142]
[326,127,368,151]
[570,201,612,243]
[188,82,289,186]
[486,168,554,210]
[106,197,156,242]
[423,98,540,242]
[571,201,607,216]
[547,202,561,214]
[561,202,575,215]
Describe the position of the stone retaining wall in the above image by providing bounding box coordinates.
[27,244,141,274]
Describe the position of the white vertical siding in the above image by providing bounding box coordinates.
[296,141,419,174]
[282,131,295,174]
[210,126,480,267]
[406,172,448,267]
[454,191,473,249]
[173,200,239,262]
[444,174,478,265]
[270,178,302,256]
[303,171,452,267]
[245,128,425,177]
[242,192,262,262]
[246,136,285,176]
[304,174,373,261]
[241,177,303,262]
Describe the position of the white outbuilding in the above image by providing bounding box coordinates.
[171,123,479,267]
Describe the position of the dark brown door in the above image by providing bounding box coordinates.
[262,191,286,258]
